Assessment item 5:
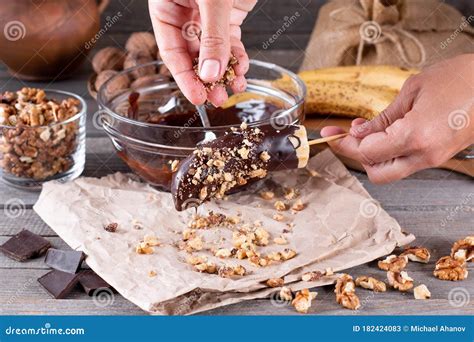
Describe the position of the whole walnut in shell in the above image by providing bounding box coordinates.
[123,53,156,79]
[96,70,130,95]
[125,32,158,58]
[92,47,127,74]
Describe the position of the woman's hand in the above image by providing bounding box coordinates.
[321,54,474,184]
[149,0,256,106]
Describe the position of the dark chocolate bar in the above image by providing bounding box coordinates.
[78,270,112,296]
[0,230,51,262]
[37,270,79,299]
[171,124,309,211]
[44,248,85,274]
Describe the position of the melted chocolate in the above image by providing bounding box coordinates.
[171,124,307,211]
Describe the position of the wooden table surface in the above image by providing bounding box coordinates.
[0,4,473,314]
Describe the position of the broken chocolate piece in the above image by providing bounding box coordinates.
[78,270,112,296]
[171,124,309,211]
[38,270,79,299]
[44,248,85,274]
[0,230,51,262]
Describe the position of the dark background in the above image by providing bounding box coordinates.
[99,0,474,51]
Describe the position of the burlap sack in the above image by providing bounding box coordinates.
[300,0,474,70]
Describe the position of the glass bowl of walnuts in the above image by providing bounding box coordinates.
[0,88,86,189]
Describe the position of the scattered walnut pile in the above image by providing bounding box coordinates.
[0,88,80,180]
[90,32,169,97]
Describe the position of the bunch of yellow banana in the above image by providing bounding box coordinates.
[298,65,418,120]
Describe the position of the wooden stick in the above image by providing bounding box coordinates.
[308,133,349,146]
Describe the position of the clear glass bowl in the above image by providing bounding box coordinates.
[97,60,306,191]
[0,89,86,190]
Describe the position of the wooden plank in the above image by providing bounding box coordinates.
[0,268,471,315]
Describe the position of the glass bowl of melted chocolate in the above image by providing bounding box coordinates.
[97,60,306,191]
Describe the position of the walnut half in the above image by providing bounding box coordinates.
[355,276,387,292]
[377,254,408,272]
[387,271,414,291]
[451,236,473,263]
[433,256,468,281]
[401,246,430,263]
[335,274,361,310]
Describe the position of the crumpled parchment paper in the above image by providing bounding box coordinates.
[34,149,414,315]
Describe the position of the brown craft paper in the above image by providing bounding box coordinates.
[34,149,414,315]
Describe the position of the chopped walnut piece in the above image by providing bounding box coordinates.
[260,191,275,200]
[170,159,179,172]
[302,271,323,282]
[291,199,305,211]
[267,252,282,262]
[148,270,157,277]
[266,278,284,288]
[143,235,160,247]
[259,151,270,162]
[325,267,334,276]
[273,213,285,222]
[187,236,204,252]
[280,248,297,261]
[274,201,287,211]
[292,289,317,314]
[135,242,154,255]
[103,223,118,233]
[451,236,474,262]
[255,227,270,246]
[335,274,360,310]
[433,256,468,281]
[377,254,408,272]
[387,271,414,291]
[215,248,232,258]
[274,236,288,245]
[195,262,217,274]
[186,255,207,265]
[284,188,298,200]
[279,286,293,301]
[401,246,431,263]
[182,228,196,241]
[355,276,387,292]
[414,284,431,300]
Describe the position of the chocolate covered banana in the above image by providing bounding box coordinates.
[171,123,309,211]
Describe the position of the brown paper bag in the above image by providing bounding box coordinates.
[300,0,474,70]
